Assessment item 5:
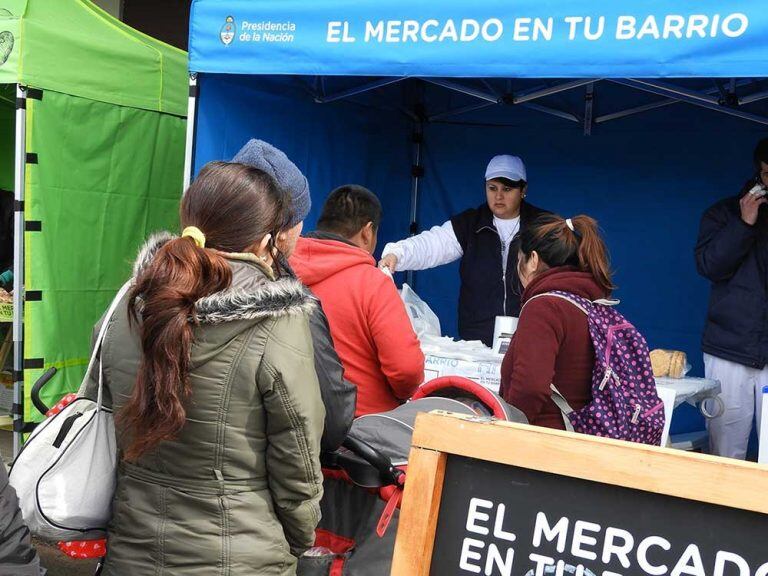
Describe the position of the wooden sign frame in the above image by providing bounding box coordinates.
[391,411,768,576]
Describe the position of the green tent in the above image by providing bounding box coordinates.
[0,0,187,450]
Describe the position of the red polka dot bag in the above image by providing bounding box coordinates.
[524,291,665,446]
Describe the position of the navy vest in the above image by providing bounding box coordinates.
[451,201,548,347]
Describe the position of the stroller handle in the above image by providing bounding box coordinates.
[342,435,405,487]
[30,367,58,415]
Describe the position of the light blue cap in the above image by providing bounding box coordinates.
[485,155,527,182]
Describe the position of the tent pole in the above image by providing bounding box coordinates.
[514,79,601,104]
[315,77,405,104]
[596,79,757,124]
[480,79,498,96]
[740,89,768,105]
[609,79,768,126]
[420,79,498,104]
[429,100,578,123]
[522,102,579,123]
[423,79,584,123]
[595,100,677,124]
[406,120,424,288]
[714,80,729,102]
[583,83,594,136]
[619,79,719,105]
[428,101,496,122]
[12,85,27,457]
[183,73,198,193]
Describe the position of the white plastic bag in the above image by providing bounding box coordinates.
[400,283,441,338]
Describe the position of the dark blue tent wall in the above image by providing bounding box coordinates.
[415,109,763,362]
[194,74,413,246]
[193,74,767,435]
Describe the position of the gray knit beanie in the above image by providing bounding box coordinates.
[231,139,310,228]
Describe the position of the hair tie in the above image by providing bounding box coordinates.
[566,218,582,239]
[181,226,206,248]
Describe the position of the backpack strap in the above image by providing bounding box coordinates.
[549,384,575,433]
[521,291,621,434]
[521,292,589,315]
[594,298,620,306]
[521,292,620,316]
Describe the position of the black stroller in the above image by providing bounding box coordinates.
[297,376,527,576]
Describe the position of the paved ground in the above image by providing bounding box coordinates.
[1,430,99,576]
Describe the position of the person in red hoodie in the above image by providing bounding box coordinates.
[500,213,614,430]
[290,185,425,416]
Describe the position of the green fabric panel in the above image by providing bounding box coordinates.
[0,1,24,84]
[0,86,13,191]
[23,90,184,421]
[0,0,187,116]
[77,1,188,117]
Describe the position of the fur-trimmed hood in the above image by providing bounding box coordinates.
[133,232,316,325]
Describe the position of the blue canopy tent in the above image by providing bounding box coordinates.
[187,0,768,437]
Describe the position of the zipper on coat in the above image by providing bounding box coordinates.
[503,275,507,314]
[501,238,507,314]
[501,232,519,316]
[495,229,507,315]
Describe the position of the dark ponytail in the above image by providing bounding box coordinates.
[570,215,614,295]
[119,161,290,461]
[519,213,615,294]
[121,238,231,461]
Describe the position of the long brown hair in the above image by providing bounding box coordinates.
[120,161,289,461]
[518,213,615,294]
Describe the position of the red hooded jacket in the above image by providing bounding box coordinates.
[500,267,607,430]
[290,236,425,416]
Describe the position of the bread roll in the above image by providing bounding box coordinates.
[649,349,687,379]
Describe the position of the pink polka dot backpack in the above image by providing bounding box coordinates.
[525,291,665,446]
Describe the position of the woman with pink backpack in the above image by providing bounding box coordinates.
[500,214,665,445]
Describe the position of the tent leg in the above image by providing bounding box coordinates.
[406,121,424,288]
[12,85,27,457]
[183,73,198,193]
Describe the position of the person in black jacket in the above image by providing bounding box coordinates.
[379,155,549,347]
[0,457,45,575]
[232,139,356,451]
[695,138,768,459]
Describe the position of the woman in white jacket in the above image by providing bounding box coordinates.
[378,155,549,347]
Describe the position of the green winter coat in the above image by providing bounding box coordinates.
[82,233,325,576]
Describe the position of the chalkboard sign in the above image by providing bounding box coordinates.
[391,412,768,576]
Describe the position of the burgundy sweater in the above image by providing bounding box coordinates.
[500,267,607,430]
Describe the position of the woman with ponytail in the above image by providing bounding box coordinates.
[81,161,325,575]
[499,214,615,430]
